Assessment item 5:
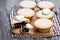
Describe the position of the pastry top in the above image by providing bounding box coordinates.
[11,15,30,24]
[37,1,55,9]
[11,19,20,24]
[15,15,24,21]
[34,19,53,29]
[17,8,35,18]
[11,19,30,24]
[19,0,36,9]
[36,9,54,19]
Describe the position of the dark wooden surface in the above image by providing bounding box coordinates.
[0,0,60,40]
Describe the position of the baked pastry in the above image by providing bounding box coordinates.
[19,0,36,9]
[11,15,30,28]
[36,9,54,20]
[37,1,55,10]
[17,8,35,18]
[34,19,53,32]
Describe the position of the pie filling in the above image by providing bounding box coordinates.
[14,21,27,28]
[22,28,29,32]
[13,21,29,33]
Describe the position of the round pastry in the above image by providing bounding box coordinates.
[19,1,36,9]
[11,15,30,28]
[37,1,55,10]
[36,9,54,20]
[34,19,53,32]
[17,8,35,18]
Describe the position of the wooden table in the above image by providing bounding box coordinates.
[0,0,60,40]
